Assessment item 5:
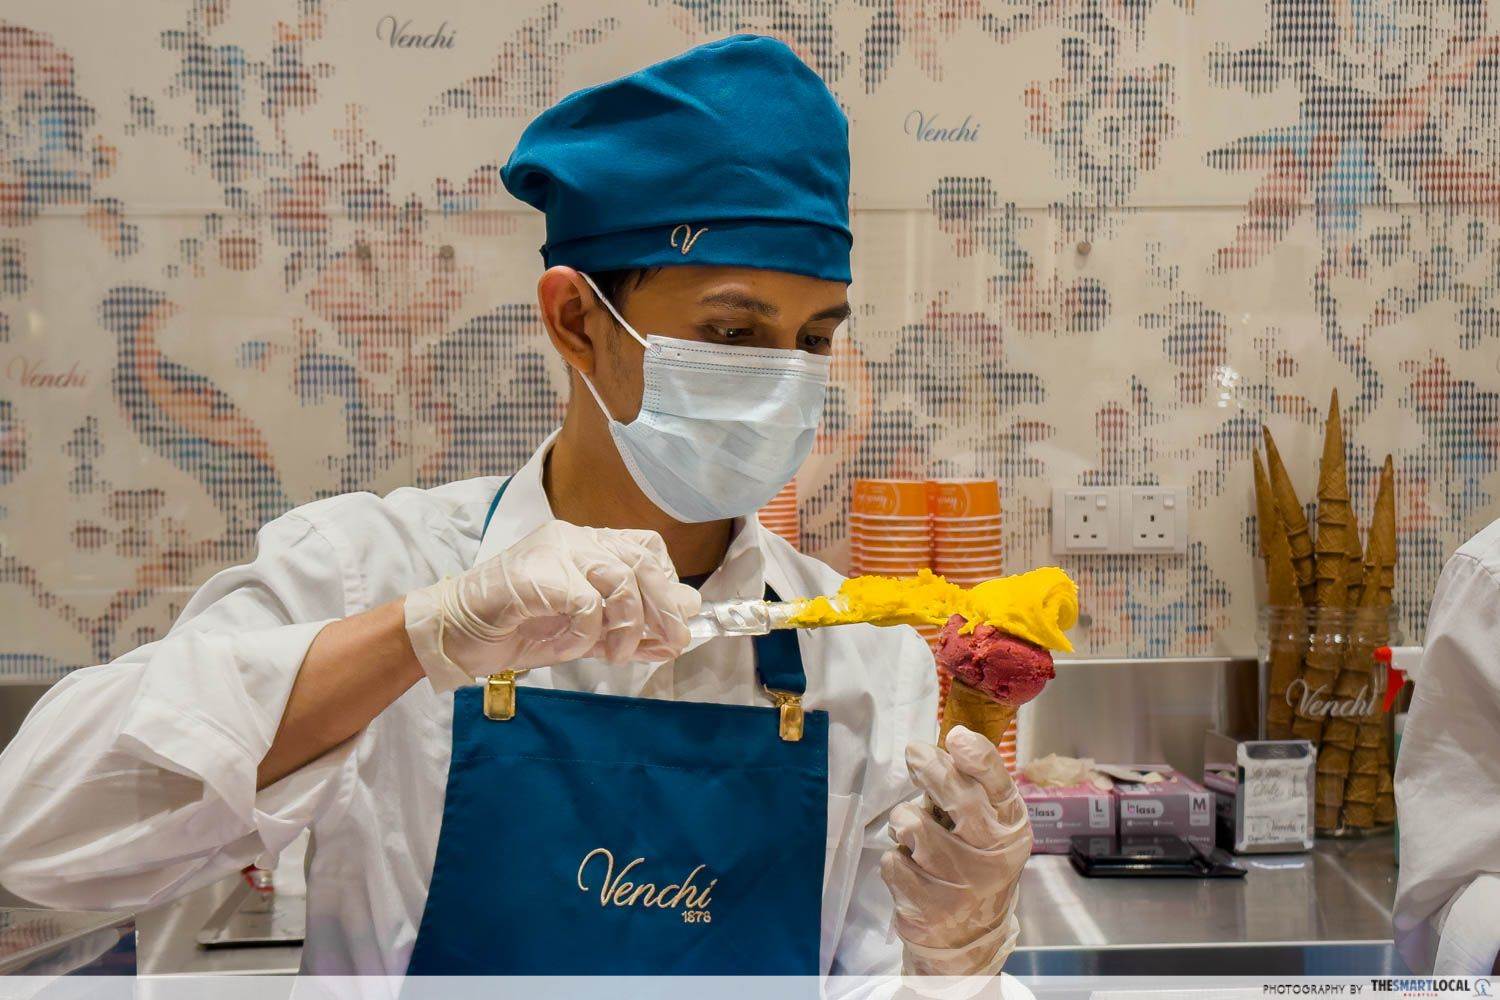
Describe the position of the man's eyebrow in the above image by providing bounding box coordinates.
[698,291,779,317]
[696,292,852,324]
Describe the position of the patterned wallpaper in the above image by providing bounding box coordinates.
[2,0,1498,678]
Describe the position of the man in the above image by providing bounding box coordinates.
[0,35,1032,992]
[1394,519,1500,977]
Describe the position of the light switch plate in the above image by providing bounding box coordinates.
[1052,487,1119,554]
[1124,486,1189,553]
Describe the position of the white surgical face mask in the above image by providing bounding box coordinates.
[576,272,831,523]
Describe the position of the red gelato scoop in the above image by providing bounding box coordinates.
[935,613,1056,707]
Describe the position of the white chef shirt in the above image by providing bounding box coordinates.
[1394,517,1500,975]
[0,432,940,983]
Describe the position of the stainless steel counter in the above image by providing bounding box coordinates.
[0,908,136,975]
[135,877,301,975]
[1010,835,1401,975]
[125,837,1398,978]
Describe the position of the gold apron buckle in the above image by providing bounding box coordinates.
[763,687,804,742]
[483,670,517,721]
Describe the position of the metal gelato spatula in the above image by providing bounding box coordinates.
[681,594,914,641]
[686,598,816,642]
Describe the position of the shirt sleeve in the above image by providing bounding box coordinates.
[0,511,353,911]
[1434,875,1500,975]
[829,626,940,989]
[1393,550,1500,974]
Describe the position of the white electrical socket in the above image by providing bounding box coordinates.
[1052,487,1119,554]
[1124,487,1188,553]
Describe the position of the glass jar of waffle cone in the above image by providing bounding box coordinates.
[1257,606,1401,837]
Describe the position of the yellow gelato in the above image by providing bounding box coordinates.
[787,567,1079,652]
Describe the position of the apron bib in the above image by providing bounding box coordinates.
[406,487,829,975]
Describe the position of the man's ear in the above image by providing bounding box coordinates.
[537,267,601,377]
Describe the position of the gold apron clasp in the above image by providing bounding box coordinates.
[484,670,517,721]
[763,686,804,742]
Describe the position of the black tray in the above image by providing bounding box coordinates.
[1068,834,1247,878]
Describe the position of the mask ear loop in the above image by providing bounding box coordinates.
[579,271,650,350]
[572,272,646,424]
[577,366,618,423]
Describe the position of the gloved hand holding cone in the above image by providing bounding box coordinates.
[881,608,1068,984]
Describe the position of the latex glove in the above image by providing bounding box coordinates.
[881,725,1031,991]
[404,521,701,692]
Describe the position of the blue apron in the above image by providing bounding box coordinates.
[405,485,830,975]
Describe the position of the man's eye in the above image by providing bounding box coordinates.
[708,326,756,340]
[800,334,833,352]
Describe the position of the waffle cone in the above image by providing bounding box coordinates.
[1318,687,1357,804]
[1262,508,1303,741]
[1322,718,1358,747]
[1327,601,1388,758]
[1344,500,1365,608]
[1316,804,1341,831]
[1333,667,1369,699]
[1314,389,1351,609]
[1263,427,1317,602]
[1316,772,1346,810]
[1344,774,1378,804]
[1355,720,1384,748]
[1253,450,1274,559]
[1352,745,1382,774]
[1318,745,1351,774]
[1263,502,1302,610]
[1375,770,1396,825]
[940,680,1018,748]
[1292,716,1323,742]
[1266,646,1301,739]
[1343,802,1376,829]
[1266,696,1295,738]
[1299,664,1338,705]
[1359,457,1397,609]
[1303,661,1339,687]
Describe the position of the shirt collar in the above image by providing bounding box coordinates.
[699,515,767,602]
[473,430,559,565]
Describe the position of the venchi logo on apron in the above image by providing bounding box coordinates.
[576,848,718,924]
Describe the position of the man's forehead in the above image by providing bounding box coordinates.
[643,266,851,317]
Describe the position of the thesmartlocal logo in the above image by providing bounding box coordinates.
[1367,977,1493,996]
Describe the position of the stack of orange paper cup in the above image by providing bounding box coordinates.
[929,479,1004,584]
[848,477,945,671]
[849,478,932,574]
[928,478,1016,769]
[759,479,800,549]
